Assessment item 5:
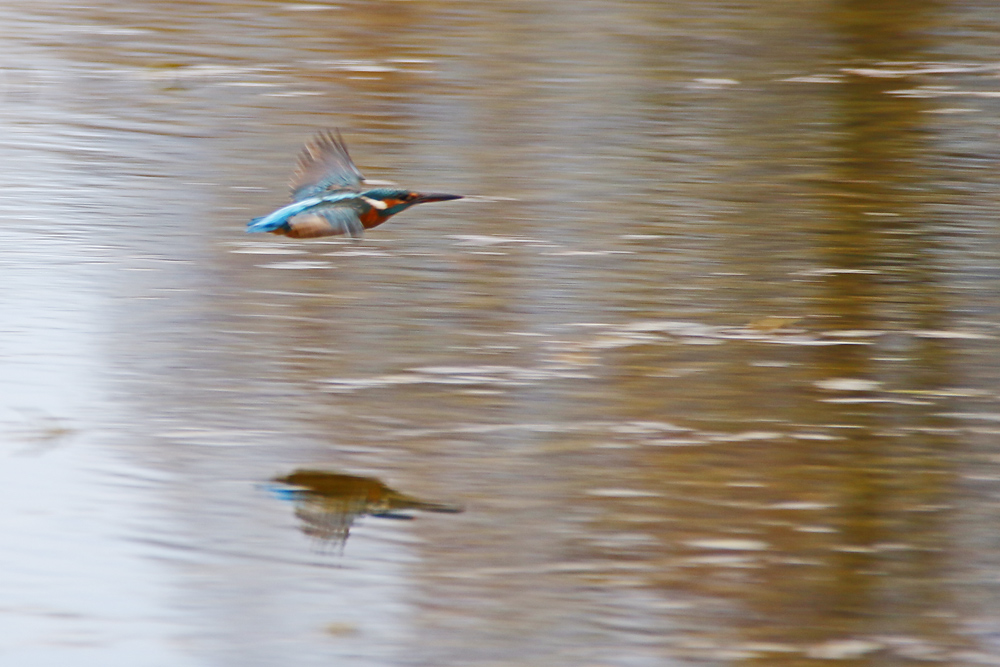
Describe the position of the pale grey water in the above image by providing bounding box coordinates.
[5,1,1000,665]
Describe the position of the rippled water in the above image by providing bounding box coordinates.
[4,1,1000,665]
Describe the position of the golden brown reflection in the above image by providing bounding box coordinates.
[764,0,962,659]
[616,0,964,663]
[271,469,463,551]
[510,0,981,663]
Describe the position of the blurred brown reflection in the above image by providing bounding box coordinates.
[556,0,973,663]
[271,469,463,551]
[774,0,962,659]
[727,0,962,662]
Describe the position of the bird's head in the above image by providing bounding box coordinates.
[362,187,462,217]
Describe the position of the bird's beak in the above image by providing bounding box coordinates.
[413,192,463,204]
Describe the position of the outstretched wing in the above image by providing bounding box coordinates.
[319,207,365,238]
[285,207,365,239]
[289,129,365,202]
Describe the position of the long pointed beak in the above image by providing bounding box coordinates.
[413,192,463,204]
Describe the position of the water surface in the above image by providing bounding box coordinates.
[4,1,1000,665]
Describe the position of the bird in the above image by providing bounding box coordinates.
[247,129,462,239]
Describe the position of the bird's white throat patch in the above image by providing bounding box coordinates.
[361,196,388,210]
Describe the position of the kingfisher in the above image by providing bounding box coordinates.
[247,129,462,238]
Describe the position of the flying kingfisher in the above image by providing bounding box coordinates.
[247,129,462,238]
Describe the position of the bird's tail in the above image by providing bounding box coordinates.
[247,214,289,233]
[247,199,319,234]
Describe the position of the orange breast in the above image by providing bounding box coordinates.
[359,207,386,229]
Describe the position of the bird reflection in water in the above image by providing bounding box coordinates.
[269,469,463,551]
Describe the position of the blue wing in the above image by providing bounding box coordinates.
[289,129,365,202]
[247,192,364,237]
[317,207,365,238]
